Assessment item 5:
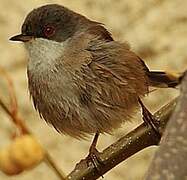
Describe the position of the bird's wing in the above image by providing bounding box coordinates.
[73,25,149,108]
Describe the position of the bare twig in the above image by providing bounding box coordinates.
[145,72,187,180]
[0,67,18,116]
[0,98,66,179]
[0,86,28,134]
[44,154,66,180]
[67,98,177,180]
[0,68,66,180]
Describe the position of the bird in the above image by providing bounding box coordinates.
[10,4,180,166]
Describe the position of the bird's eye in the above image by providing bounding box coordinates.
[43,25,55,37]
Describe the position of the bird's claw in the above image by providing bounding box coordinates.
[139,99,161,138]
[86,147,104,178]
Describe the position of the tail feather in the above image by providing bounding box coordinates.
[147,71,180,88]
[138,56,181,88]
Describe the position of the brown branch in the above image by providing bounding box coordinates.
[145,72,187,179]
[67,98,177,180]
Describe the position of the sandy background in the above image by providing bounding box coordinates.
[0,0,187,179]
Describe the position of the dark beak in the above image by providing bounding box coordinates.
[9,34,34,42]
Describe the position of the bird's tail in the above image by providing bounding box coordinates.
[147,71,181,88]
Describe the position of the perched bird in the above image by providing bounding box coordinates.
[10,4,179,162]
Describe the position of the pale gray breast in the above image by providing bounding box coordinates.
[25,38,93,135]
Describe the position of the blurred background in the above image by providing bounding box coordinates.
[0,0,187,179]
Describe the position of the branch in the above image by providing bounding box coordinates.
[67,98,177,180]
[145,72,187,179]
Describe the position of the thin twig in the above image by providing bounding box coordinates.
[67,98,177,180]
[44,154,66,179]
[0,68,66,180]
[0,95,66,180]
[0,67,18,116]
[0,96,29,134]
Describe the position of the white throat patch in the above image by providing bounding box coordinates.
[25,38,65,71]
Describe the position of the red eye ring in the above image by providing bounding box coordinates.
[43,25,55,37]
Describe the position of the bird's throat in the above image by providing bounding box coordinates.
[25,38,65,72]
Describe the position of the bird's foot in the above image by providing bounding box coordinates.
[86,132,104,177]
[86,147,103,171]
[139,99,161,139]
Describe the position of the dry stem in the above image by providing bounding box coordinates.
[0,67,66,180]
